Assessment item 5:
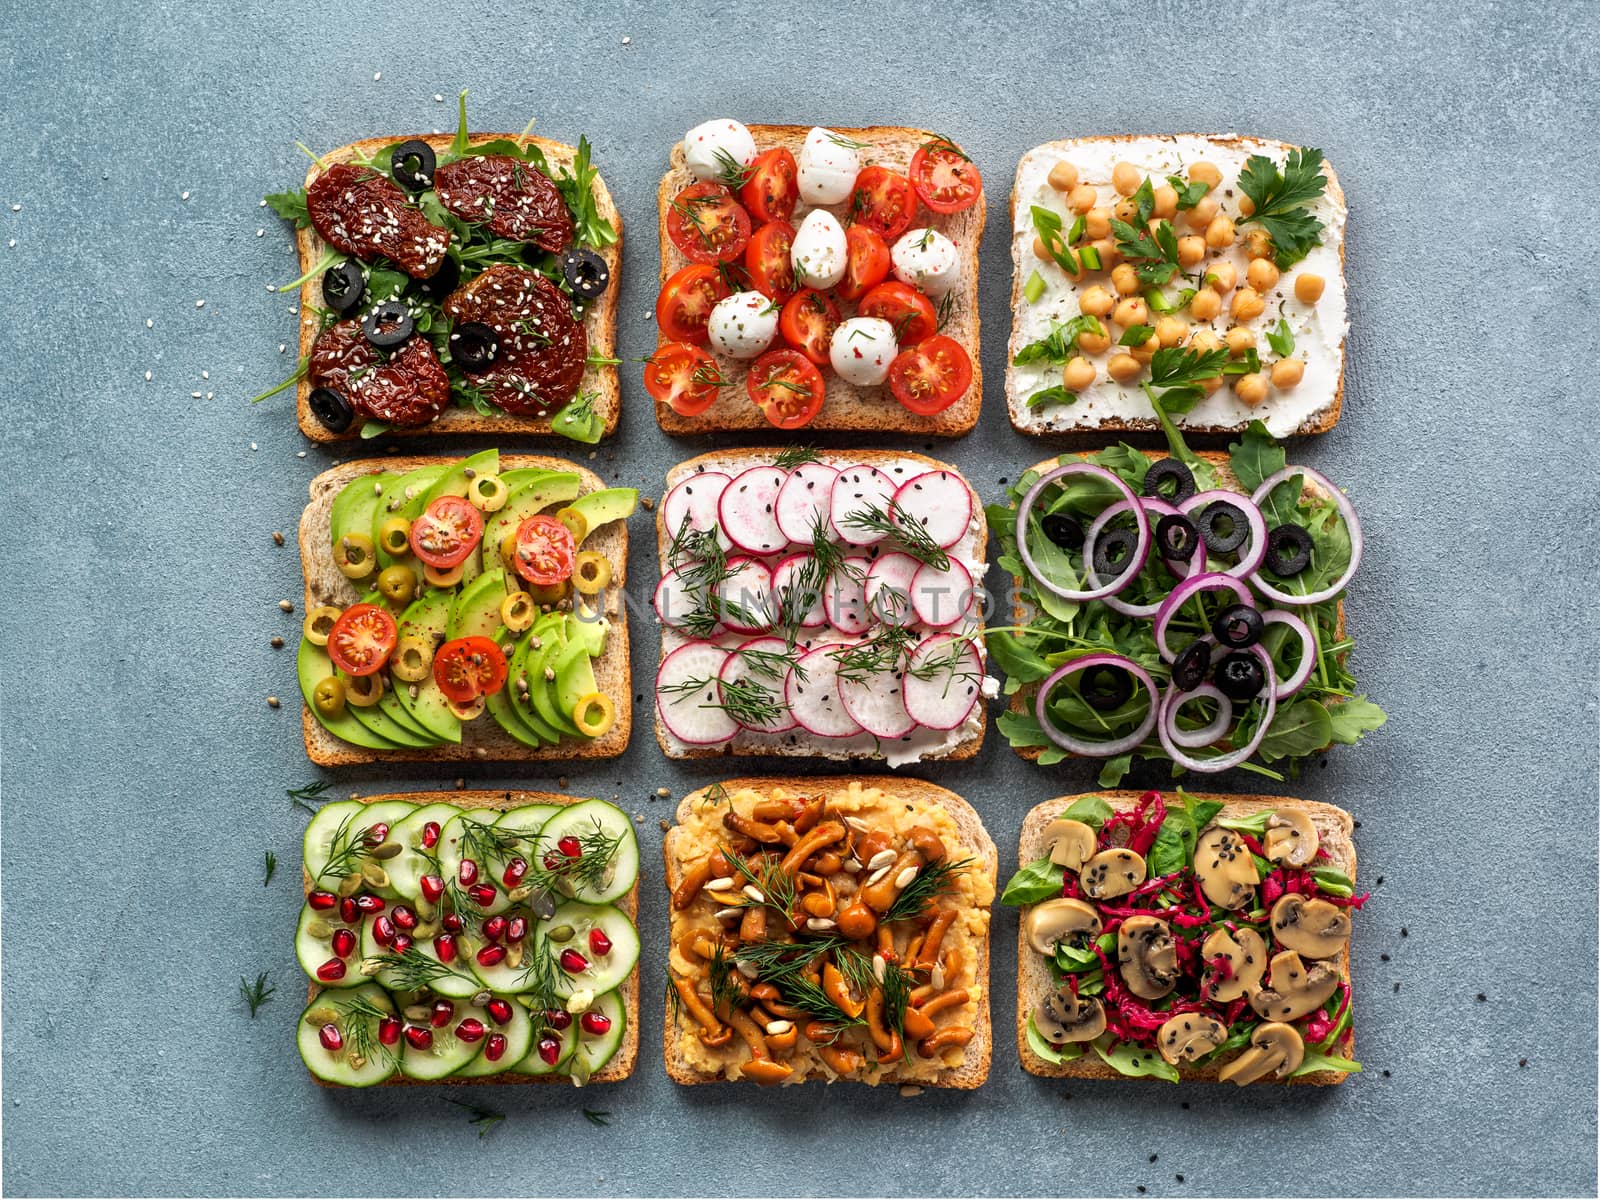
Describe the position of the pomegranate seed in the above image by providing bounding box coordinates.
[434,933,458,963]
[502,857,528,887]
[455,1018,486,1043]
[315,958,347,982]
[420,875,445,902]
[557,835,582,858]
[483,915,507,942]
[364,822,390,846]
[391,905,417,931]
[430,999,455,1027]
[486,999,513,1025]
[537,1035,562,1065]
[580,1011,612,1036]
[339,897,359,924]
[354,894,384,915]
[485,1033,508,1062]
[545,1010,572,1031]
[319,1023,343,1051]
[542,853,562,872]
[421,821,441,848]
[404,1025,433,1050]
[477,944,507,967]
[371,916,396,947]
[559,948,588,974]
[468,884,497,907]
[391,933,413,953]
[378,1016,403,1046]
[457,858,479,886]
[308,891,337,911]
[588,929,613,956]
[506,916,528,942]
[443,912,465,933]
[331,928,357,958]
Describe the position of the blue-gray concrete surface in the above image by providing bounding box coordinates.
[3,1,1597,1195]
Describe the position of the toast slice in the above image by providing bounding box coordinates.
[662,777,997,1088]
[289,132,621,442]
[654,125,983,437]
[1016,790,1356,1085]
[297,454,630,765]
[653,448,987,762]
[1006,134,1346,438]
[303,789,639,1087]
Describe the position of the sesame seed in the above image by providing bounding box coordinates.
[622,35,631,44]
[181,191,190,201]
[259,199,266,207]
[250,442,258,451]
[10,204,19,212]
[256,228,265,237]
[201,370,209,380]
[373,71,381,81]
[145,318,153,329]
[434,93,444,102]
[190,391,202,399]
[144,370,152,382]
[195,299,205,308]
[6,239,13,249]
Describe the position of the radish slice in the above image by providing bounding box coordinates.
[865,553,921,627]
[838,662,918,740]
[785,645,864,738]
[903,633,983,730]
[774,461,840,546]
[718,466,789,556]
[823,553,873,634]
[771,553,827,628]
[910,558,975,629]
[661,471,731,552]
[718,637,798,733]
[717,557,775,634]
[657,641,736,745]
[653,566,710,632]
[829,465,897,546]
[891,470,973,549]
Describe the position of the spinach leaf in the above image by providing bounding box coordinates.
[1093,1036,1180,1083]
[1061,796,1113,827]
[1027,385,1078,409]
[1027,1015,1086,1065]
[1217,809,1272,835]
[1147,814,1192,877]
[1291,1050,1362,1077]
[996,712,1069,764]
[1257,698,1334,762]
[264,189,310,229]
[1327,696,1387,744]
[1000,856,1064,906]
[1054,942,1099,970]
[1227,419,1286,493]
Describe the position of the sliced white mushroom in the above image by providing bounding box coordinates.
[1200,926,1268,1002]
[1024,897,1102,957]
[1248,949,1339,1022]
[1117,914,1178,1000]
[1194,826,1260,910]
[1080,847,1146,900]
[1156,1012,1228,1066]
[1034,985,1106,1044]
[1263,808,1320,867]
[1270,894,1351,959]
[1042,817,1097,871]
[1217,1021,1304,1086]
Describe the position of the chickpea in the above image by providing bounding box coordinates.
[1189,160,1223,188]
[1176,235,1206,267]
[1155,315,1187,347]
[1242,228,1274,260]
[1129,333,1161,365]
[1111,297,1149,329]
[1062,356,1096,391]
[1111,263,1141,296]
[1186,194,1219,230]
[1107,353,1142,383]
[1231,286,1266,322]
[1152,185,1179,220]
[1079,285,1114,317]
[1205,261,1238,293]
[1112,196,1138,224]
[1233,372,1269,405]
[1047,160,1080,192]
[1189,287,1222,321]
[1089,237,1120,268]
[1238,194,1256,217]
[1190,330,1224,354]
[1204,214,1237,250]
[1077,328,1111,355]
[1067,184,1098,214]
[1084,208,1111,240]
[1224,327,1256,357]
[1246,257,1281,293]
[1112,161,1142,196]
[1271,358,1306,389]
[1295,273,1326,303]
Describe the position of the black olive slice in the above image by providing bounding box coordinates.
[451,321,500,373]
[419,254,461,301]
[1195,501,1249,554]
[1155,513,1200,562]
[1214,652,1266,701]
[321,260,365,315]
[561,247,610,301]
[1211,604,1264,649]
[1091,527,1140,579]
[1080,664,1134,712]
[1142,458,1196,504]
[1264,524,1313,576]
[1171,641,1210,692]
[1041,513,1085,552]
[362,301,414,348]
[389,139,437,193]
[308,387,354,433]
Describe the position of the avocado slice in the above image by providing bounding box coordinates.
[482,473,583,570]
[448,569,510,640]
[486,688,549,749]
[567,607,609,657]
[505,623,566,744]
[331,471,397,551]
[552,638,600,731]
[297,639,401,751]
[525,620,581,737]
[420,449,499,510]
[390,590,463,743]
[564,487,639,544]
[372,464,448,570]
[349,590,442,746]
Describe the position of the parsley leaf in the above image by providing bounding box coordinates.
[264,189,310,229]
[1119,323,1156,347]
[1027,385,1078,409]
[1265,317,1296,358]
[1141,344,1228,415]
[1030,206,1079,274]
[1013,315,1103,365]
[1165,174,1211,211]
[1111,218,1180,285]
[1237,147,1328,268]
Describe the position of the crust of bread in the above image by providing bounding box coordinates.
[652,448,986,761]
[297,454,630,765]
[1003,448,1346,763]
[1005,134,1345,438]
[653,125,982,437]
[1015,790,1355,1086]
[661,776,996,1089]
[305,789,639,1087]
[290,132,621,442]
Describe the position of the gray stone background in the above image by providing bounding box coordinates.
[3,0,1596,1195]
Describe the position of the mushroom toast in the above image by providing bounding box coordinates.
[1007,135,1345,438]
[296,451,636,765]
[296,790,640,1087]
[662,778,997,1087]
[1005,789,1364,1085]
[259,91,621,443]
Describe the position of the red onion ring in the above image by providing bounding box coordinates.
[1016,463,1151,602]
[1180,489,1267,579]
[1156,670,1277,773]
[1034,652,1159,758]
[1249,465,1365,606]
[1166,683,1234,747]
[1153,572,1255,662]
[1261,609,1315,699]
[1083,497,1183,618]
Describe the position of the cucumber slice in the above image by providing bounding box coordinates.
[454,993,535,1077]
[298,639,402,752]
[536,901,640,1000]
[534,799,640,905]
[438,809,514,917]
[399,995,485,1080]
[383,802,459,902]
[496,804,562,840]
[569,988,627,1081]
[298,984,400,1087]
[303,801,362,882]
[346,800,417,898]
[372,943,483,1000]
[515,1004,579,1075]
[465,909,542,994]
[296,900,362,988]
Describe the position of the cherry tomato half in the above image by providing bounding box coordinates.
[665,182,751,265]
[655,264,731,345]
[513,514,577,587]
[739,148,799,224]
[327,603,398,677]
[858,281,938,346]
[408,496,484,569]
[836,224,891,303]
[887,334,972,416]
[432,636,508,704]
[644,341,725,417]
[747,348,826,430]
[778,289,842,366]
[745,220,797,303]
[849,165,917,239]
[908,141,982,214]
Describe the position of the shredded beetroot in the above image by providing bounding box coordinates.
[1302,982,1351,1044]
[1059,870,1083,900]
[1236,830,1269,857]
[1093,944,1218,1045]
[1262,867,1370,909]
[1128,791,1168,856]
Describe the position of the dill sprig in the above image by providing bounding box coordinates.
[698,782,732,810]
[372,946,470,990]
[841,501,950,570]
[734,935,850,977]
[515,935,564,1010]
[711,148,754,190]
[583,1108,612,1127]
[336,992,402,1069]
[314,813,381,886]
[772,445,822,471]
[882,857,972,923]
[239,972,276,1017]
[706,942,742,1015]
[830,625,918,684]
[906,633,984,696]
[531,816,624,897]
[735,644,804,685]
[660,674,784,728]
[720,845,797,917]
[448,1099,505,1139]
[263,851,277,886]
[456,816,528,867]
[287,780,332,814]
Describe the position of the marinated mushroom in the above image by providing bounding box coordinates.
[1200,926,1267,1002]
[1270,894,1351,959]
[1042,817,1097,871]
[1080,847,1147,900]
[1249,950,1339,1021]
[1217,1021,1305,1086]
[1156,1012,1228,1065]
[1024,897,1103,957]
[1117,914,1178,1000]
[1194,826,1259,909]
[1034,984,1106,1044]
[1263,808,1320,867]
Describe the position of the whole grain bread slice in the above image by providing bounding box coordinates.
[303,789,639,1087]
[661,776,997,1089]
[654,125,983,437]
[288,132,621,442]
[297,453,630,765]
[1015,790,1356,1085]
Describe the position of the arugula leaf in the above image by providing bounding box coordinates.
[1013,315,1103,366]
[557,135,619,249]
[1327,696,1387,743]
[1094,443,1150,488]
[1216,809,1273,835]
[1061,796,1114,827]
[1027,385,1078,409]
[1180,789,1224,833]
[1227,419,1286,493]
[995,711,1071,765]
[1097,754,1131,788]
[264,189,310,229]
[985,630,1053,684]
[1030,206,1079,274]
[1093,1036,1180,1082]
[1000,856,1064,906]
[1265,317,1296,358]
[1237,147,1328,268]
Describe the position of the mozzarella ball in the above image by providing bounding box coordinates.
[683,119,756,183]
[707,290,778,360]
[791,209,848,289]
[829,317,898,386]
[797,127,860,206]
[890,228,961,297]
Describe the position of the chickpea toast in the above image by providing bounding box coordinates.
[662,778,997,1087]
